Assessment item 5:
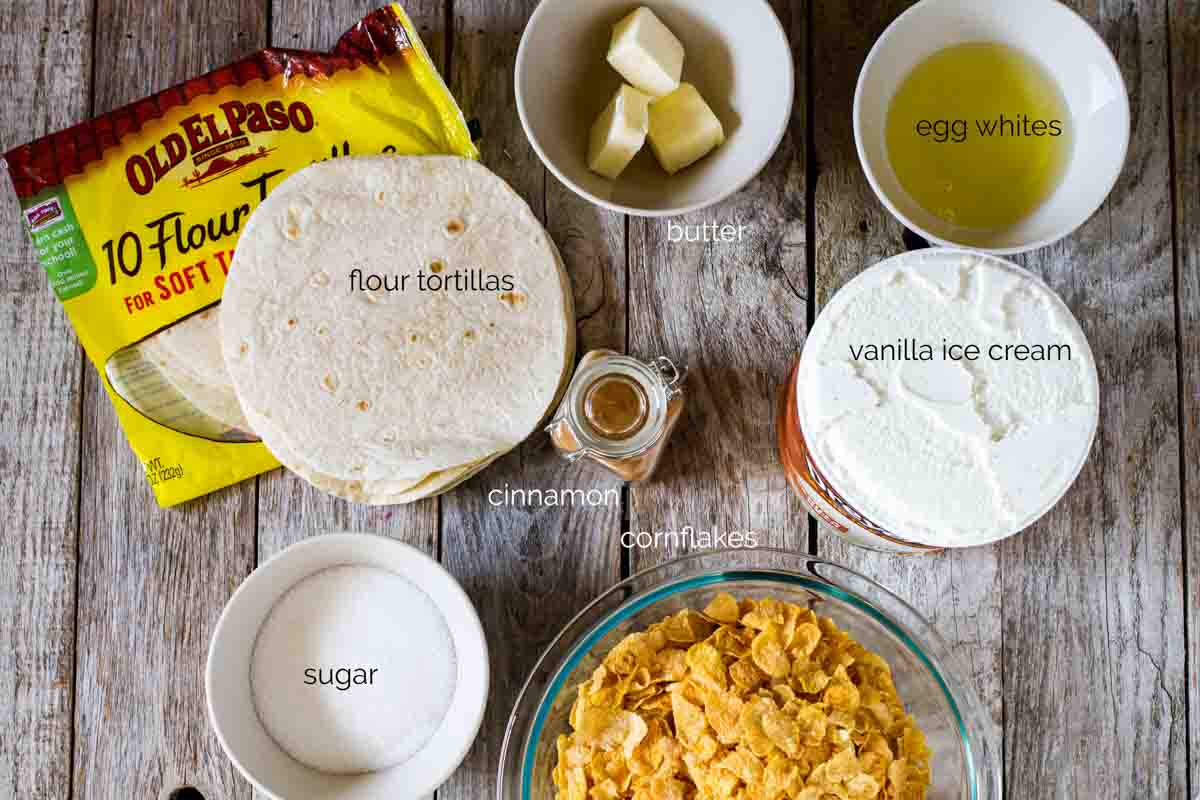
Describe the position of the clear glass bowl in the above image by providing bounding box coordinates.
[498,549,1001,800]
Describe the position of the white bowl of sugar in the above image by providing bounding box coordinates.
[207,533,488,799]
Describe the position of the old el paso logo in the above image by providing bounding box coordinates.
[124,100,315,195]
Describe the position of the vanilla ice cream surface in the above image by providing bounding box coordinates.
[798,250,1098,547]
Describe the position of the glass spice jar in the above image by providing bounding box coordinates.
[547,350,686,481]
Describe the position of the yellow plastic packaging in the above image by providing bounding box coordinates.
[4,5,478,506]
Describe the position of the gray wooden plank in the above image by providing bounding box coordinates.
[247,5,511,799]
[254,5,449,800]
[808,0,1003,730]
[628,0,809,571]
[271,0,447,70]
[72,1,267,798]
[254,1,443,557]
[437,1,626,798]
[1168,0,1199,793]
[0,4,92,796]
[1000,1,1187,797]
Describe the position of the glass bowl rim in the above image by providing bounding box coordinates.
[497,547,1001,800]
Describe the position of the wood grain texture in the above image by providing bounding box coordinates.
[438,2,625,799]
[271,0,447,67]
[251,16,445,790]
[1168,0,1199,793]
[73,2,266,798]
[628,0,809,571]
[0,3,92,796]
[0,2,1192,799]
[808,0,1004,729]
[1001,1,1187,798]
[254,0,443,596]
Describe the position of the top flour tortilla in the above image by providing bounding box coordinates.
[221,155,573,481]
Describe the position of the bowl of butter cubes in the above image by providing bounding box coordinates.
[516,0,795,217]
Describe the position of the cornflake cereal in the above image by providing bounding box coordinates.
[552,594,931,800]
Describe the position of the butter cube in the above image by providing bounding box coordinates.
[607,7,684,98]
[647,83,725,175]
[588,84,652,180]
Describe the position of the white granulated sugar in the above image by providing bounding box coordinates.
[798,251,1098,547]
[251,565,457,775]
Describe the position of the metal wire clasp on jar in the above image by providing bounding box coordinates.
[546,350,685,481]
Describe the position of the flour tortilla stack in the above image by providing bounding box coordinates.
[138,306,252,433]
[221,155,574,502]
[243,403,495,504]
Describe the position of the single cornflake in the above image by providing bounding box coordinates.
[751,623,793,678]
[703,593,741,624]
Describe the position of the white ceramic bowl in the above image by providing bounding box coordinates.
[515,0,794,217]
[854,0,1130,253]
[206,534,488,800]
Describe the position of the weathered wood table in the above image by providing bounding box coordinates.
[1,0,1195,798]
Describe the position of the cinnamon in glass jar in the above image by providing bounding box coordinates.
[547,350,685,481]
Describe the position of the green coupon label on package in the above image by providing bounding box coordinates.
[21,190,97,301]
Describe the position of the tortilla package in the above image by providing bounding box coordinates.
[3,5,478,506]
